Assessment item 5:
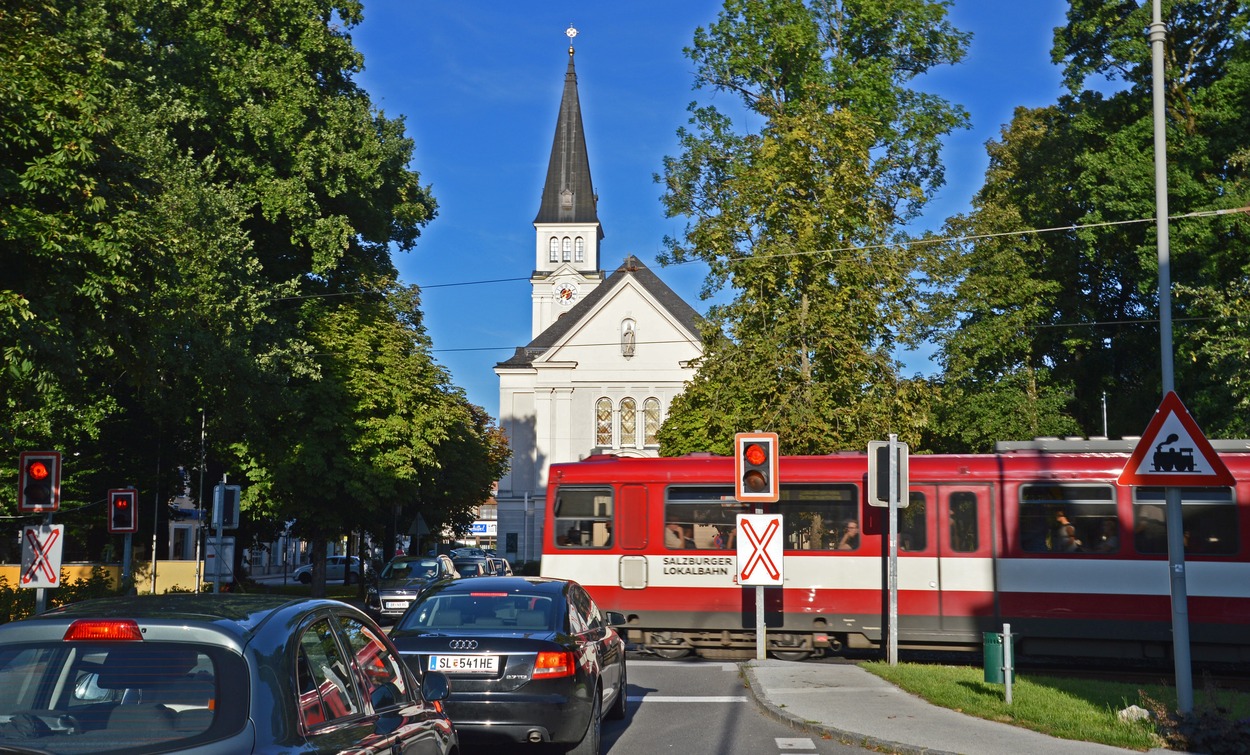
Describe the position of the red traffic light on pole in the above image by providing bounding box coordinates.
[108,489,138,533]
[735,432,780,502]
[18,451,62,513]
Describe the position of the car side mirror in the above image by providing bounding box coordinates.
[605,611,626,627]
[421,671,450,703]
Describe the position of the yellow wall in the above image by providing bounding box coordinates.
[0,561,210,594]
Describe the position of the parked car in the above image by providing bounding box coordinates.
[451,558,491,578]
[365,554,458,623]
[390,576,627,753]
[293,555,364,584]
[488,557,513,576]
[0,593,456,754]
[449,547,487,560]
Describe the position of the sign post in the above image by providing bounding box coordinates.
[1119,390,1232,714]
[737,513,783,660]
[869,437,909,665]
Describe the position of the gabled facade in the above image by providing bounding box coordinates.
[493,42,703,564]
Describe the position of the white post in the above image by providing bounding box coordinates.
[756,504,766,660]
[1003,623,1014,705]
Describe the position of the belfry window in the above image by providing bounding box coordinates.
[562,237,572,262]
[575,237,585,262]
[549,237,559,263]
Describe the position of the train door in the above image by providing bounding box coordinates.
[937,485,994,637]
[618,484,648,590]
[901,485,992,642]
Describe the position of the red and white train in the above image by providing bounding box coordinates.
[539,439,1250,662]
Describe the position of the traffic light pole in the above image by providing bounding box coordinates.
[887,434,899,667]
[213,475,226,594]
[755,504,766,661]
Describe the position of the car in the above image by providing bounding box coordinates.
[448,547,487,560]
[488,557,513,576]
[389,576,627,753]
[293,555,364,584]
[451,558,491,578]
[0,593,457,754]
[365,554,458,623]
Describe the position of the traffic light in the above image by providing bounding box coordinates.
[18,451,61,512]
[735,432,779,503]
[108,489,138,533]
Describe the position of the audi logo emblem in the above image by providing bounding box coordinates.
[448,640,478,650]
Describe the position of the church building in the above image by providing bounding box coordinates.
[493,36,704,564]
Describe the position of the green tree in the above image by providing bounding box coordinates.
[922,0,1250,446]
[657,0,967,455]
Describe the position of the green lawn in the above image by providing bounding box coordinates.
[861,661,1250,752]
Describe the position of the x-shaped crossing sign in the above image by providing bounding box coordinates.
[21,525,64,588]
[736,514,783,586]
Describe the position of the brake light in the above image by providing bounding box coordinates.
[469,593,508,597]
[533,651,574,679]
[63,620,142,642]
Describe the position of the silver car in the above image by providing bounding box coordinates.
[365,554,458,623]
[0,594,456,754]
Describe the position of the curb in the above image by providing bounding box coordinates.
[738,662,962,755]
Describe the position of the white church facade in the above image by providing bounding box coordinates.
[492,40,703,565]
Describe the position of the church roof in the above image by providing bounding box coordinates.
[534,46,601,233]
[496,255,703,368]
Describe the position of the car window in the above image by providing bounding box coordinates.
[336,616,411,710]
[567,585,593,633]
[297,618,362,730]
[0,641,242,751]
[400,593,558,631]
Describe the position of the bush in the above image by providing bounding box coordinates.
[0,567,122,624]
[1140,689,1250,753]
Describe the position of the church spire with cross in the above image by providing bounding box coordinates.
[530,24,604,337]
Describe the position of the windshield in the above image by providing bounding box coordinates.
[399,593,557,632]
[0,641,245,753]
[381,558,440,581]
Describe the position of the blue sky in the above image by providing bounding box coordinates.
[351,1,1070,418]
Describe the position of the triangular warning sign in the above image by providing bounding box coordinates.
[1119,391,1234,486]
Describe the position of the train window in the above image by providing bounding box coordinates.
[1018,483,1116,554]
[665,486,743,549]
[948,491,978,553]
[1133,487,1239,555]
[899,492,927,551]
[777,485,859,551]
[554,487,613,548]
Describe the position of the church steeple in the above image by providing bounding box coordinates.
[531,26,604,338]
[534,37,601,231]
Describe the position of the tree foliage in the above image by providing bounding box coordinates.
[0,0,506,576]
[657,0,968,454]
[921,0,1250,449]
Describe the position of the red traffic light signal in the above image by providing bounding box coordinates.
[18,451,61,512]
[735,432,779,502]
[108,489,138,533]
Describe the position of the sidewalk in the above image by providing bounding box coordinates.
[741,660,1165,755]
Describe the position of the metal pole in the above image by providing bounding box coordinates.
[755,504,766,660]
[887,433,898,666]
[1149,0,1193,714]
[1003,623,1014,705]
[194,410,204,592]
[213,475,226,594]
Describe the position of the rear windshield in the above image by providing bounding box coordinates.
[399,592,559,632]
[0,641,246,754]
[382,558,441,580]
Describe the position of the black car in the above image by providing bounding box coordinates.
[0,594,456,754]
[366,554,458,623]
[390,576,627,753]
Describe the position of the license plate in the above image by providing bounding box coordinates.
[384,601,409,610]
[429,655,499,673]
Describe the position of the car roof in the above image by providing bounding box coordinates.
[0,594,357,645]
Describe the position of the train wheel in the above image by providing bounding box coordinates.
[770,650,812,661]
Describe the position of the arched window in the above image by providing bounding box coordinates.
[575,237,585,262]
[620,398,637,447]
[644,398,661,446]
[562,237,572,262]
[549,237,559,263]
[595,398,613,447]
